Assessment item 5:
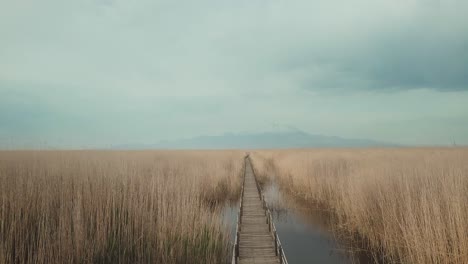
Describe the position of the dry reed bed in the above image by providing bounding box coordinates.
[0,150,243,264]
[251,148,468,264]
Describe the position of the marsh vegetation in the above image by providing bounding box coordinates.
[251,148,468,264]
[2,148,467,264]
[0,150,243,264]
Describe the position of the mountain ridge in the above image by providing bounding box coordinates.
[112,131,398,149]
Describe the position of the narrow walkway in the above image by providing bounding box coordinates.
[232,157,288,264]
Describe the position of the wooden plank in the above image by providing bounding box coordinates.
[235,158,281,264]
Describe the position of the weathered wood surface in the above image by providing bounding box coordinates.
[236,157,281,264]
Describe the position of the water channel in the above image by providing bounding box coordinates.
[223,182,377,263]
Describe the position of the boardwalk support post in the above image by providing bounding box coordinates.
[279,245,283,264]
[274,231,278,255]
[235,231,239,257]
[268,213,272,232]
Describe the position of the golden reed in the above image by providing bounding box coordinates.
[251,148,468,264]
[0,150,243,264]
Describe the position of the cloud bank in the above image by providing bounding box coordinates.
[1,0,467,147]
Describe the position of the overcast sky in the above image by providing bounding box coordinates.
[1,0,468,148]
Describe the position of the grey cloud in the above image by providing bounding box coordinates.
[2,0,467,95]
[271,6,468,92]
[1,0,468,147]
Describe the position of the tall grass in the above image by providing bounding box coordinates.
[251,148,468,264]
[0,150,243,264]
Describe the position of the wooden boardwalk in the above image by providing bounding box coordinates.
[232,156,288,264]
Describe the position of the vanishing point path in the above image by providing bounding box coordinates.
[232,156,288,264]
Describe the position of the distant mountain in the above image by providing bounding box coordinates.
[112,131,397,149]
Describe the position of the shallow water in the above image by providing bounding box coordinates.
[263,183,375,264]
[221,202,239,262]
[222,184,376,264]
[222,202,239,240]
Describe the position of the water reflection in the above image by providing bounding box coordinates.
[222,202,238,240]
[221,202,239,262]
[263,183,375,264]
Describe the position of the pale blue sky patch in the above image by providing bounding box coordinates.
[1,0,468,148]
